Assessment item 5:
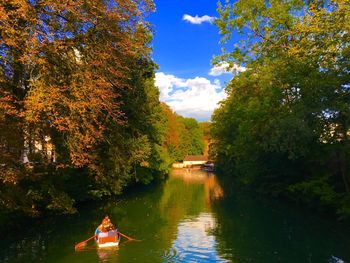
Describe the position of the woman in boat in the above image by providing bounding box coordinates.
[95,216,120,247]
[96,215,116,236]
[104,216,116,231]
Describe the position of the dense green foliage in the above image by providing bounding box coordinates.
[0,1,205,217]
[161,104,205,162]
[212,0,350,218]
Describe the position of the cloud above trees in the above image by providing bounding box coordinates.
[182,14,215,24]
[209,62,246,76]
[155,72,226,120]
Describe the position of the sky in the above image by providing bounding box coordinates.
[148,1,242,122]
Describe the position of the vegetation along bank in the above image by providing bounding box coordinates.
[211,0,350,219]
[0,0,206,218]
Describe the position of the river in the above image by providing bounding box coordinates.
[1,169,350,263]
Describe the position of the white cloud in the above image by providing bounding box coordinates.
[155,72,187,101]
[209,62,247,76]
[182,14,215,25]
[155,72,226,121]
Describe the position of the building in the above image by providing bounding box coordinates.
[183,155,208,167]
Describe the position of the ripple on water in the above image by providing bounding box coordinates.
[163,247,180,263]
[168,212,229,263]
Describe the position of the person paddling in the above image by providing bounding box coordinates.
[104,215,116,231]
[96,215,116,235]
[75,215,137,250]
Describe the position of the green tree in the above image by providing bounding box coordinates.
[213,0,350,218]
[177,116,205,156]
[161,104,205,162]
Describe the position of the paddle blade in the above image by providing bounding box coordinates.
[75,242,86,251]
[74,234,96,251]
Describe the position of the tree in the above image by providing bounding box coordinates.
[161,104,205,162]
[0,0,156,215]
[213,0,350,218]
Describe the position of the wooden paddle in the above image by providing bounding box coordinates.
[119,232,138,241]
[75,234,97,250]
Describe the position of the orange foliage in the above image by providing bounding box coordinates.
[0,0,154,167]
[161,103,181,146]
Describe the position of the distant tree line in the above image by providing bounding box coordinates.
[212,0,350,219]
[161,103,205,162]
[0,1,204,217]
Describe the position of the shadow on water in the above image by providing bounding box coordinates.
[212,175,350,263]
[0,169,350,263]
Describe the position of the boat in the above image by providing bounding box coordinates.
[202,162,215,172]
[95,229,120,248]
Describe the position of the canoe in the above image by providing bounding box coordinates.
[95,230,120,248]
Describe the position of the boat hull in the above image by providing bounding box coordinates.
[97,241,119,248]
[95,230,120,248]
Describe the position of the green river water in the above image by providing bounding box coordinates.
[1,169,350,263]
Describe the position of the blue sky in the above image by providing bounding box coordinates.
[148,1,243,121]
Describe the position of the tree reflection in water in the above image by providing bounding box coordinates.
[170,168,223,207]
[1,169,349,263]
[162,169,226,262]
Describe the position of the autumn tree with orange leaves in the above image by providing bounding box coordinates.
[0,0,160,215]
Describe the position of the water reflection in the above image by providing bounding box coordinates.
[96,247,119,262]
[212,177,350,263]
[171,212,228,263]
[170,168,224,207]
[0,169,224,263]
[163,169,225,262]
[1,169,350,263]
